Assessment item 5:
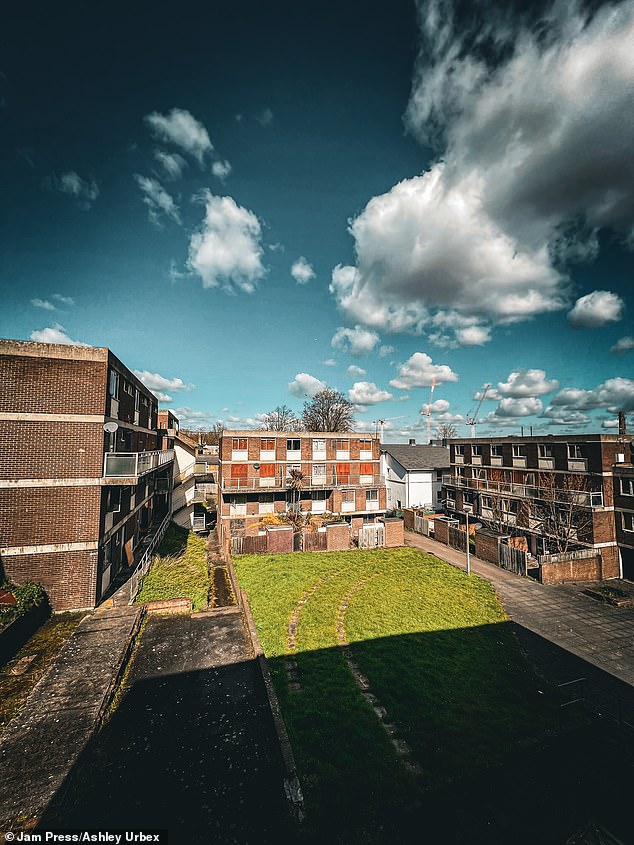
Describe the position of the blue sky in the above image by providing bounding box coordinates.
[1,0,633,440]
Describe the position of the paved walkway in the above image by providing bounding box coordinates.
[42,610,293,843]
[405,531,634,703]
[0,604,142,828]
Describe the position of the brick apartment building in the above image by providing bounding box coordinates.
[218,430,386,546]
[441,434,631,580]
[0,339,174,610]
[614,455,634,579]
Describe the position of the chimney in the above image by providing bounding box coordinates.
[618,410,627,436]
[409,438,416,446]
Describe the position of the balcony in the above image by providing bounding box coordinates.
[568,457,588,472]
[221,473,385,492]
[103,449,174,480]
[442,474,603,508]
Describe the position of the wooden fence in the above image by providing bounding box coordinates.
[448,525,467,552]
[358,523,385,549]
[498,542,528,576]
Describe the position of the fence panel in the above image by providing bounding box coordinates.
[243,534,268,554]
[293,532,303,552]
[499,542,527,576]
[448,525,467,552]
[230,536,244,556]
[358,523,385,549]
[413,514,428,535]
[304,531,327,551]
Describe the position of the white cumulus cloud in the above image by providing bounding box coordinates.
[31,299,56,311]
[497,369,560,398]
[331,325,380,356]
[389,352,458,390]
[331,1,634,338]
[291,256,315,285]
[144,108,213,166]
[348,382,393,405]
[611,336,634,355]
[347,365,366,378]
[29,324,86,345]
[188,192,266,293]
[212,159,232,181]
[134,175,181,226]
[153,150,187,180]
[567,290,625,328]
[133,370,195,393]
[288,373,327,398]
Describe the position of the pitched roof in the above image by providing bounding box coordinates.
[381,443,450,471]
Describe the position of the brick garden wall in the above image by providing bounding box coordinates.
[2,549,98,610]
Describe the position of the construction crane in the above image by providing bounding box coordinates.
[422,379,435,444]
[466,383,491,438]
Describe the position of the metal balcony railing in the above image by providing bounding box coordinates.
[104,449,174,479]
[221,473,385,492]
[442,474,603,508]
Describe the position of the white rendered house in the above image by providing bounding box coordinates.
[381,443,450,510]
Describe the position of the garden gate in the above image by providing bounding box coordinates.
[358,523,385,549]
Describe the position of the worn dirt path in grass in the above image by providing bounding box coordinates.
[42,612,292,844]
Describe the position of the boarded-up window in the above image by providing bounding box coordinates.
[260,463,276,477]
[261,438,275,451]
[232,438,248,450]
[231,464,248,478]
[360,462,373,475]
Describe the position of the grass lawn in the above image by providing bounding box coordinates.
[234,548,557,842]
[136,523,210,611]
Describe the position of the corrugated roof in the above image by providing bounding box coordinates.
[381,443,450,470]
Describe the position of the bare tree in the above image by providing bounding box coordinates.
[302,388,354,432]
[181,421,224,446]
[531,472,595,554]
[261,405,302,432]
[436,422,457,440]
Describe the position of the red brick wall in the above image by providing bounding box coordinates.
[540,555,602,584]
[327,523,350,551]
[0,486,101,546]
[2,549,98,610]
[475,531,501,564]
[381,518,404,547]
[0,354,107,415]
[266,527,293,553]
[434,518,450,545]
[0,421,105,478]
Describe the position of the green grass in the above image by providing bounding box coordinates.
[234,548,557,841]
[136,523,209,611]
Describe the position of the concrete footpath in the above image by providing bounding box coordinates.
[0,604,142,828]
[405,531,634,700]
[41,609,293,843]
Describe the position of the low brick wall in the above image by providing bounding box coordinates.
[475,529,505,565]
[326,523,350,551]
[266,526,293,554]
[350,517,364,538]
[539,553,602,584]
[380,517,404,548]
[145,598,193,615]
[434,518,450,546]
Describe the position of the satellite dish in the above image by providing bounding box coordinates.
[103,422,119,434]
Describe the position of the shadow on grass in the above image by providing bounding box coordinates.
[31,618,634,845]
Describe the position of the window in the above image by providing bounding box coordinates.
[260,438,275,452]
[623,512,634,532]
[455,444,465,455]
[491,444,503,457]
[512,445,525,457]
[122,380,133,396]
[359,438,372,454]
[620,478,634,496]
[312,490,327,500]
[359,462,374,476]
[473,468,486,480]
[260,463,276,477]
[108,370,119,398]
[312,463,326,479]
[335,439,349,452]
[342,490,355,503]
[140,395,149,407]
[471,445,482,456]
[366,489,379,509]
[259,493,274,514]
[538,444,553,458]
[107,487,121,513]
[286,438,301,452]
[568,444,584,458]
[312,438,326,453]
[336,462,350,482]
[481,495,494,509]
[233,438,248,451]
[230,495,247,516]
[286,463,301,476]
[231,464,248,478]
